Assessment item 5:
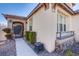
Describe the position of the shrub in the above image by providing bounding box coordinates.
[25,31,36,44]
[2,28,11,33]
[2,28,12,40]
[5,33,12,39]
[65,48,73,56]
[29,32,36,44]
[25,31,30,41]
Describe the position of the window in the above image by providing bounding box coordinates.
[29,18,32,31]
[57,11,67,32]
[29,26,32,31]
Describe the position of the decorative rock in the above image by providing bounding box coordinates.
[0,40,16,56]
[72,43,79,53]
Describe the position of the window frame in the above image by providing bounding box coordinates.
[57,10,67,32]
[29,18,33,31]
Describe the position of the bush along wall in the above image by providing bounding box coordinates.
[25,31,36,44]
[65,48,73,56]
[2,28,11,33]
[2,28,12,40]
[25,31,30,41]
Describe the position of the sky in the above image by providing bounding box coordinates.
[73,4,79,11]
[0,3,79,26]
[0,3,38,25]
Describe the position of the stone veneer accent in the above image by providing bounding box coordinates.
[56,36,75,52]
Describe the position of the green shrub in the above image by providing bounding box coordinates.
[25,31,36,44]
[29,32,36,44]
[65,48,73,56]
[2,28,11,33]
[25,31,30,41]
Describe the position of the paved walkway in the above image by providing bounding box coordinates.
[15,38,37,56]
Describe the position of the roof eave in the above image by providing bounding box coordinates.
[26,3,43,20]
[2,13,26,20]
[26,3,75,20]
[62,3,74,15]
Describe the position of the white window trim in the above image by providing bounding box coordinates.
[57,10,67,32]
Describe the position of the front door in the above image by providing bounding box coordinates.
[13,22,23,38]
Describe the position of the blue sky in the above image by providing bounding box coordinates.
[0,3,38,25]
[73,4,79,11]
[0,3,79,25]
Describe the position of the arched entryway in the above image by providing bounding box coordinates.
[12,22,24,38]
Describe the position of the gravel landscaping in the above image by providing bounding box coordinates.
[38,42,79,56]
[25,38,79,56]
[25,39,60,56]
[0,39,16,56]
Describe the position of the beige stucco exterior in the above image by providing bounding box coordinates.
[71,15,79,42]
[26,3,77,52]
[32,5,46,17]
[26,4,57,52]
[32,9,57,52]
[26,4,46,31]
[6,18,27,35]
[4,3,79,53]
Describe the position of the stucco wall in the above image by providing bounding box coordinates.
[26,17,32,31]
[71,15,79,42]
[7,18,27,35]
[26,19,29,31]
[27,4,73,52]
[32,9,57,52]
[26,5,45,31]
[33,5,45,16]
[26,4,74,52]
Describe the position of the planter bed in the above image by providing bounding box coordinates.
[25,37,79,56]
[0,39,16,56]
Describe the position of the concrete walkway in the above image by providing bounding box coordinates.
[15,38,37,56]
